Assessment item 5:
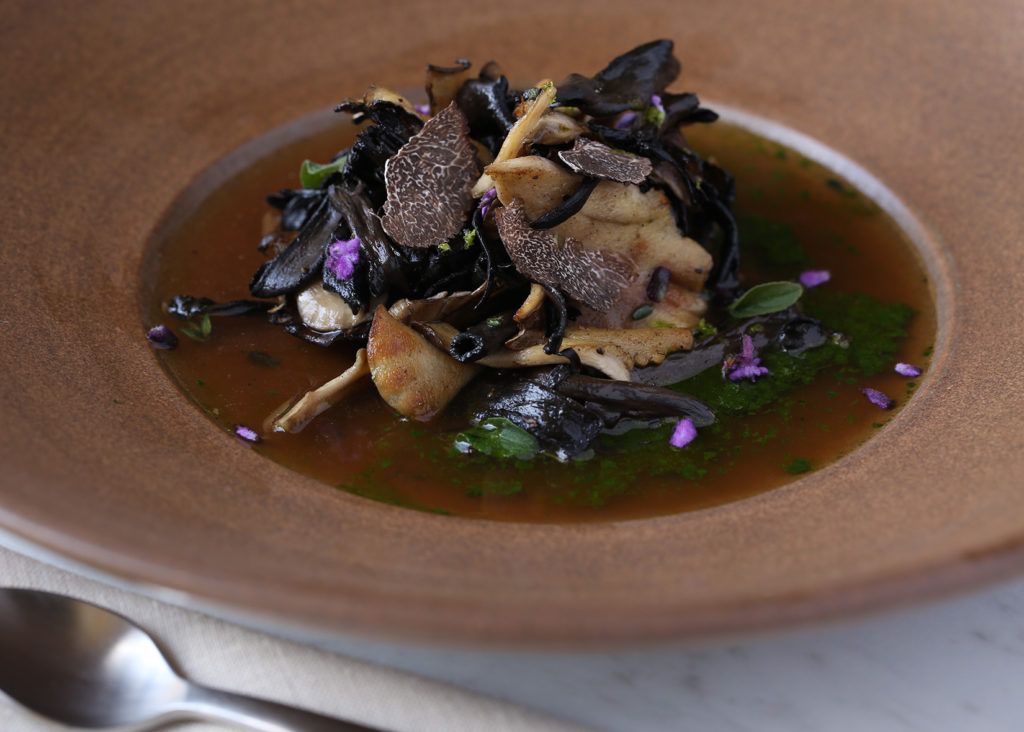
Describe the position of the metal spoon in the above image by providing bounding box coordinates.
[0,587,377,730]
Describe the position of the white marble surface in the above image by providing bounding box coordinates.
[314,577,1024,731]
[3,538,1024,732]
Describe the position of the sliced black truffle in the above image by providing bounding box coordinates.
[381,102,478,248]
[557,137,652,184]
[494,198,637,312]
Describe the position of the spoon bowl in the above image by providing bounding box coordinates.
[0,587,372,731]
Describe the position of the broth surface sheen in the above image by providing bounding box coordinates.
[148,117,936,523]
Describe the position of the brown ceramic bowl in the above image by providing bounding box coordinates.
[2,1,1022,645]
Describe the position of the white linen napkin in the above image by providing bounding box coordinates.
[0,544,590,732]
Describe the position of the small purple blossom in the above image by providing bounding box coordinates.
[799,269,831,288]
[233,424,262,443]
[723,334,772,382]
[650,94,664,114]
[861,387,895,410]
[146,324,178,350]
[669,418,697,448]
[478,187,498,219]
[325,237,360,280]
[894,362,922,378]
[615,110,638,129]
[413,103,430,116]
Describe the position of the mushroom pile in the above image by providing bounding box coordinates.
[176,41,759,459]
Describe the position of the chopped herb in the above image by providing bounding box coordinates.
[299,156,346,190]
[631,304,654,320]
[692,319,718,340]
[180,313,213,342]
[784,458,812,474]
[455,418,540,459]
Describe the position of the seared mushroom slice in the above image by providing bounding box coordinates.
[472,80,557,196]
[495,198,637,312]
[272,349,371,433]
[387,281,488,329]
[366,305,479,421]
[486,155,712,329]
[479,324,693,381]
[534,110,588,146]
[381,102,479,249]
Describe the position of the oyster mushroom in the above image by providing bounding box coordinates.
[366,305,479,421]
[472,80,557,196]
[478,324,693,381]
[494,197,637,312]
[272,349,371,433]
[486,155,712,328]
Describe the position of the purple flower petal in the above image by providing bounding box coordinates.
[233,424,262,443]
[669,418,697,448]
[650,94,664,113]
[799,269,831,288]
[146,324,178,350]
[325,237,361,280]
[413,103,430,116]
[740,333,755,360]
[723,334,771,382]
[861,387,895,410]
[615,110,638,129]
[478,187,498,219]
[727,361,772,382]
[894,362,922,378]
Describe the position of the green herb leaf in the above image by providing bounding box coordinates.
[692,318,718,340]
[728,281,804,318]
[299,156,347,190]
[180,313,213,342]
[643,104,666,127]
[454,417,539,459]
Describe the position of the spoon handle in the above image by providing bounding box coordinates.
[180,681,381,732]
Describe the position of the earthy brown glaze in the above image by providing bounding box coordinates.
[1,0,1022,645]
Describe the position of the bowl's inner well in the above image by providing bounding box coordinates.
[142,110,936,523]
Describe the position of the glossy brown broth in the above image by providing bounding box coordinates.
[146,116,935,522]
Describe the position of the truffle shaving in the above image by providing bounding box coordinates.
[557,137,652,184]
[381,102,478,248]
[495,198,637,312]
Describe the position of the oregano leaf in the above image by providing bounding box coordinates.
[727,281,804,318]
